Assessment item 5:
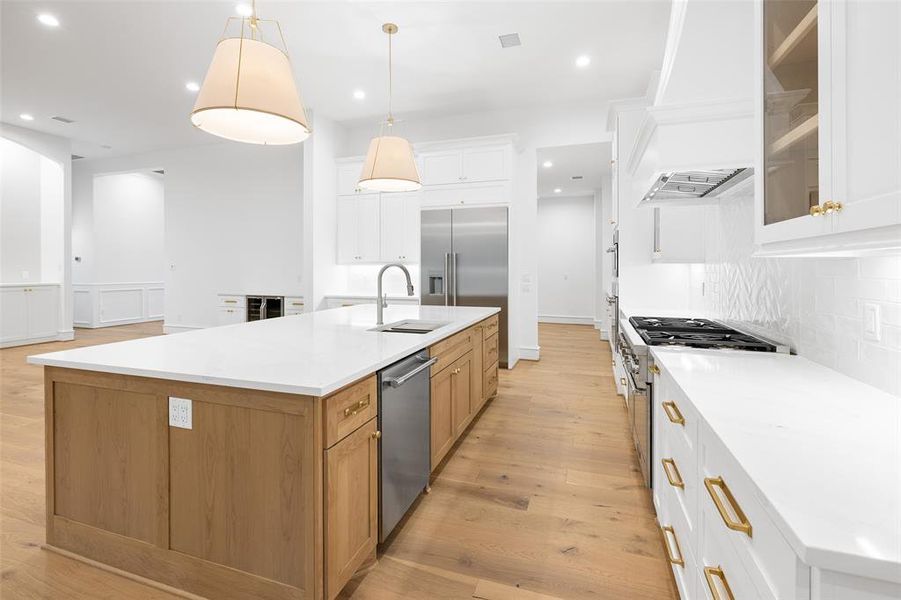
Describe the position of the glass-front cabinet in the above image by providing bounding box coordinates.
[756,0,900,254]
[763,0,819,226]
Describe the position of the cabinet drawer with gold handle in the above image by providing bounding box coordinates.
[661,458,685,489]
[662,400,685,425]
[704,566,735,600]
[660,525,685,567]
[704,476,752,537]
[324,375,378,448]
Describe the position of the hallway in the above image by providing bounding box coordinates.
[0,323,676,599]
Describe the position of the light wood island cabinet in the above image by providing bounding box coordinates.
[40,311,500,600]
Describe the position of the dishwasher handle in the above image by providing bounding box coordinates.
[383,357,438,388]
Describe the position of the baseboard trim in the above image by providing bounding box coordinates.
[77,317,163,330]
[518,345,540,361]
[163,324,203,334]
[538,315,595,326]
[1,332,75,349]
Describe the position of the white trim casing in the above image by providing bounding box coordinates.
[518,345,540,361]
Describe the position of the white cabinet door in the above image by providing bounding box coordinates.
[380,193,420,262]
[337,161,364,196]
[655,206,706,264]
[0,288,29,343]
[356,196,381,261]
[217,307,245,326]
[336,196,358,263]
[827,0,901,236]
[462,146,508,183]
[27,287,58,339]
[420,150,463,185]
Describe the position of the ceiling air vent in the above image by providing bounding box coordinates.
[498,33,521,48]
[71,154,84,160]
[51,115,75,124]
[571,175,583,180]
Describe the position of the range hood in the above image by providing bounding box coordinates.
[640,168,752,205]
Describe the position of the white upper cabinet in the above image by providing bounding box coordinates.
[379,193,420,263]
[755,0,900,254]
[420,150,463,185]
[420,144,510,186]
[336,160,365,196]
[337,194,381,263]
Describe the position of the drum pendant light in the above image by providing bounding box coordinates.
[358,23,421,192]
[191,0,310,145]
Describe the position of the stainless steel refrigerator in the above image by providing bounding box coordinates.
[421,207,509,367]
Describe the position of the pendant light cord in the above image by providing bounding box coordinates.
[387,28,394,126]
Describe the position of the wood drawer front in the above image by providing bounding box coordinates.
[483,314,499,338]
[700,423,802,600]
[429,328,473,375]
[483,333,499,369]
[324,376,378,448]
[483,362,498,399]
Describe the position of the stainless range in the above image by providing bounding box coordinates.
[618,315,787,489]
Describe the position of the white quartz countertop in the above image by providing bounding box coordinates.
[651,347,901,583]
[28,305,499,397]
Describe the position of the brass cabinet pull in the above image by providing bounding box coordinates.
[452,367,462,375]
[823,200,843,214]
[662,401,685,425]
[620,377,627,386]
[809,204,823,217]
[704,476,752,537]
[371,430,382,440]
[661,458,685,488]
[343,397,371,418]
[649,364,660,375]
[660,525,684,567]
[291,302,303,307]
[224,299,237,304]
[704,566,735,600]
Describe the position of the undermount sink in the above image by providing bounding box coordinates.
[369,319,450,334]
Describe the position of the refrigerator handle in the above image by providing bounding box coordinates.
[444,252,450,306]
[451,252,458,306]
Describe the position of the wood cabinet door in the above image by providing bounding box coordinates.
[451,354,473,437]
[430,365,455,471]
[470,325,484,411]
[324,418,378,600]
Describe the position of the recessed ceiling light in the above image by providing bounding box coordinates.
[235,3,253,17]
[100,144,112,150]
[185,81,200,92]
[19,113,35,121]
[554,188,562,194]
[37,13,60,27]
[542,160,553,168]
[353,89,366,100]
[575,55,591,68]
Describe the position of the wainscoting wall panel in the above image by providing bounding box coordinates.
[72,283,164,328]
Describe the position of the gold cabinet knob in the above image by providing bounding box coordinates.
[452,367,462,375]
[823,200,843,214]
[371,430,382,439]
[810,204,823,217]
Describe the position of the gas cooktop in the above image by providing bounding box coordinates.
[628,316,779,352]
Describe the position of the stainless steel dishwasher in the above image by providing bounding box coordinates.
[377,350,436,542]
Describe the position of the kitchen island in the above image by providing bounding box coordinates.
[28,304,501,600]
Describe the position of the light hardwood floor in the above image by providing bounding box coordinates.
[0,322,677,600]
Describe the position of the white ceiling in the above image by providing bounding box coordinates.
[1,1,670,158]
[537,142,611,198]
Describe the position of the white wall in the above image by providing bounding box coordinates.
[72,141,304,330]
[537,195,596,324]
[1,137,42,282]
[701,191,901,397]
[0,123,72,340]
[76,172,165,283]
[339,102,611,363]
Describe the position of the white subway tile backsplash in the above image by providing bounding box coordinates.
[702,194,901,397]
